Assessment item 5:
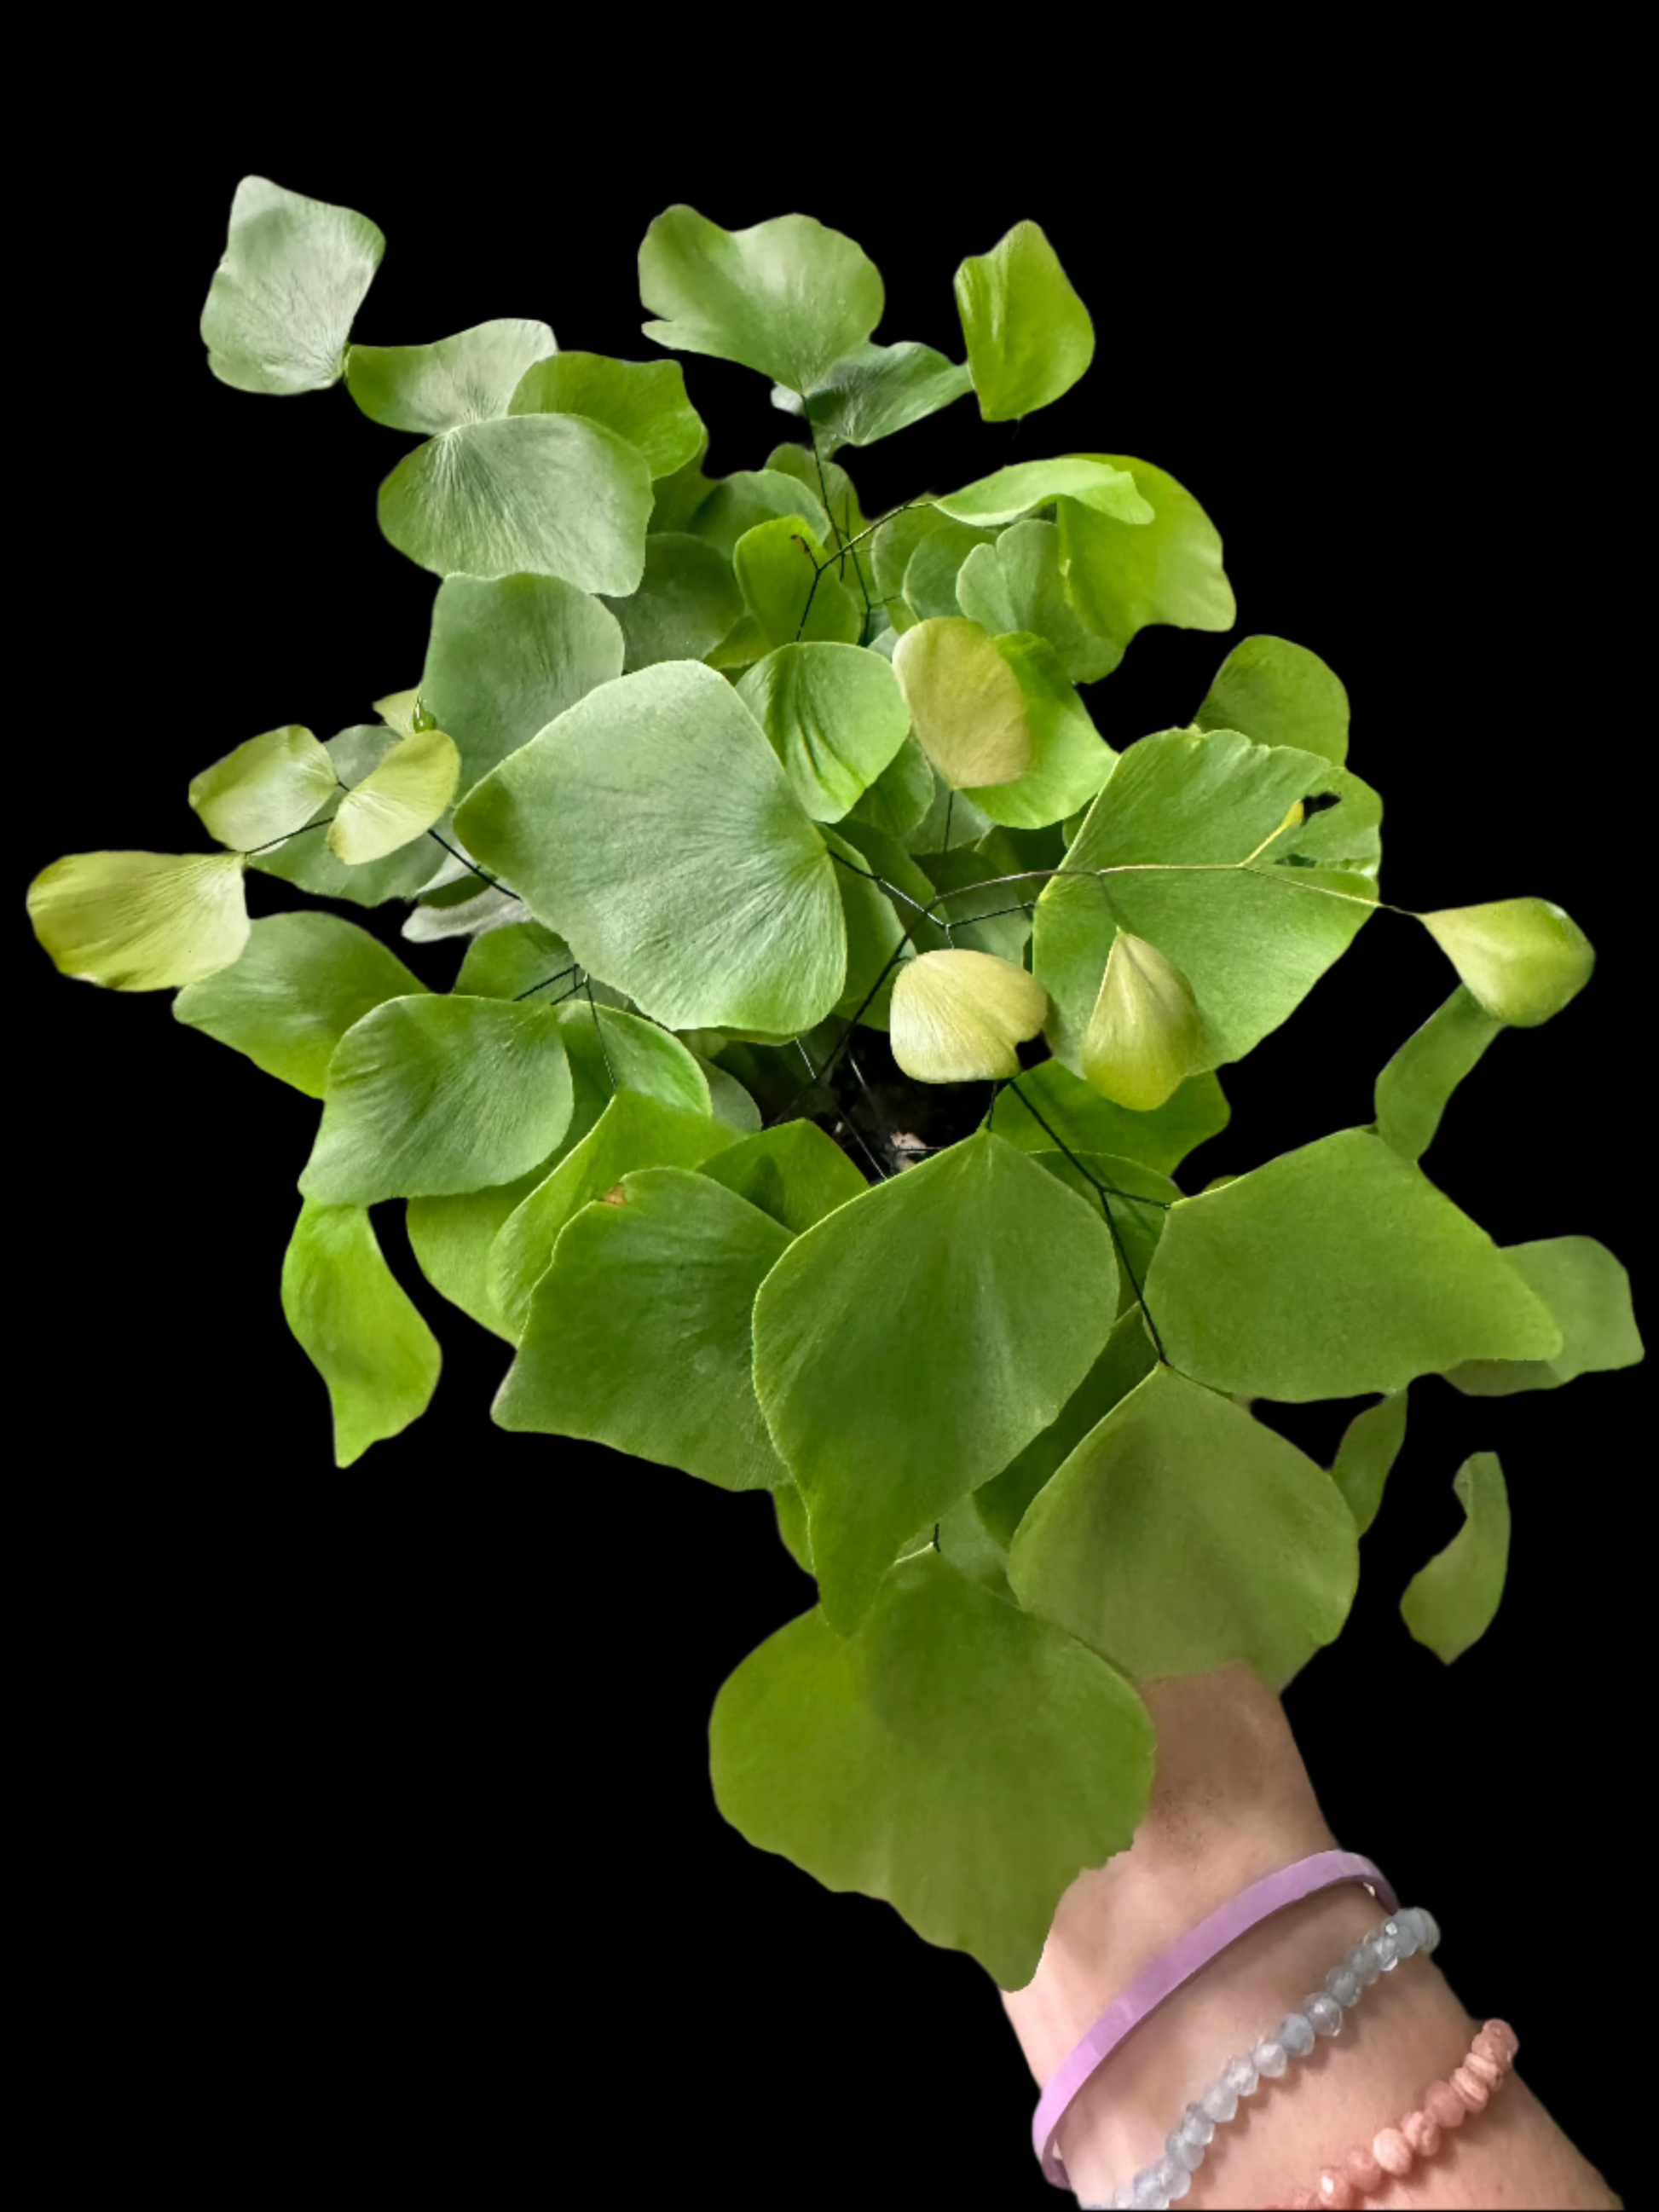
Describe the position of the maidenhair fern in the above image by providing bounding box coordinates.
[28,177,1644,1991]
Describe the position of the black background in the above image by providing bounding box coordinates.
[23,108,1642,2204]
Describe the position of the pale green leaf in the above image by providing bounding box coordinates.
[1057,456,1234,646]
[509,350,703,476]
[957,522,1122,685]
[407,1159,555,1343]
[850,736,936,841]
[1331,1392,1408,1535]
[420,572,626,798]
[496,1166,790,1488]
[773,1482,815,1571]
[378,414,652,591]
[327,725,460,863]
[1418,898,1595,1026]
[249,726,450,907]
[639,205,884,393]
[552,999,713,1123]
[770,340,973,453]
[698,1056,764,1132]
[201,176,384,396]
[966,634,1115,830]
[1008,1365,1358,1688]
[974,1308,1157,1550]
[765,444,867,540]
[372,689,425,736]
[1145,1128,1564,1400]
[29,851,248,991]
[700,1121,866,1234]
[710,1550,1153,1988]
[1195,635,1350,765]
[935,458,1151,530]
[1401,1453,1511,1664]
[402,883,525,944]
[893,617,1032,789]
[890,949,1046,1083]
[733,516,858,649]
[1374,986,1503,1162]
[752,1130,1118,1627]
[188,725,338,851]
[991,1058,1230,1177]
[173,911,427,1096]
[1033,730,1381,1076]
[599,534,743,671]
[1447,1237,1644,1395]
[954,222,1095,424]
[346,319,556,432]
[454,920,574,1000]
[280,1201,440,1465]
[489,1090,732,1337]
[300,995,575,1206]
[454,661,846,1033]
[1083,930,1203,1111]
[737,642,910,821]
[870,503,951,610]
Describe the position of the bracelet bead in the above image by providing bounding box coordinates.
[1342,2142,1384,2192]
[1325,1965,1362,2007]
[1280,2011,1317,2058]
[1452,2063,1491,2111]
[1402,2108,1442,2158]
[1372,2124,1413,2178]
[1176,2102,1215,2149]
[1304,1992,1344,2038]
[1225,2051,1262,2099]
[1254,2036,1290,2079]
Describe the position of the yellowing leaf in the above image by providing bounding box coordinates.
[890,950,1046,1083]
[892,617,1032,788]
[28,851,248,991]
[1418,898,1594,1026]
[280,1202,441,1466]
[327,727,461,864]
[188,725,338,850]
[1083,932,1202,1111]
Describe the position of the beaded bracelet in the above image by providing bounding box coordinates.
[1083,1904,1442,2210]
[1261,2018,1517,2209]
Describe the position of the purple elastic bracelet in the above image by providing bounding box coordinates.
[1032,1849,1397,2187]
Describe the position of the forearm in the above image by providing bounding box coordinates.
[1003,1669,1618,2210]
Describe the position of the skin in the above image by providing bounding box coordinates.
[1002,1667,1619,2209]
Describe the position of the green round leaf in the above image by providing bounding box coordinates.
[1056,456,1235,646]
[903,519,996,622]
[733,516,859,650]
[280,1202,441,1466]
[249,726,451,909]
[454,662,847,1034]
[699,1121,867,1235]
[673,466,830,556]
[752,1129,1119,1627]
[850,734,936,840]
[300,995,575,1206]
[173,911,427,1096]
[346,319,557,433]
[29,850,248,991]
[957,522,1121,685]
[489,1091,731,1338]
[991,1059,1230,1177]
[420,571,626,799]
[710,1551,1153,1989]
[1331,1392,1408,1536]
[890,950,1047,1083]
[1400,1453,1511,1665]
[1417,898,1595,1026]
[737,642,910,821]
[966,634,1115,830]
[974,1308,1158,1551]
[188,725,338,851]
[378,414,652,592]
[600,534,743,671]
[1083,931,1203,1111]
[1195,635,1350,765]
[1144,1128,1564,1400]
[1373,986,1503,1163]
[510,351,703,477]
[934,458,1151,529]
[454,921,573,1001]
[954,221,1095,424]
[1007,1365,1359,1688]
[327,725,461,864]
[639,205,884,393]
[201,176,384,396]
[496,1166,791,1490]
[771,341,972,453]
[893,617,1032,789]
[1446,1236,1644,1395]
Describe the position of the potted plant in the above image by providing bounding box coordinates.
[29,178,1640,2201]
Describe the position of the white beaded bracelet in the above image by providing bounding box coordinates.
[1080,1904,1442,2210]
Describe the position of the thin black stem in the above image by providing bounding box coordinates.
[941,791,956,856]
[513,964,581,1002]
[240,817,331,858]
[1005,1080,1168,1360]
[427,829,513,895]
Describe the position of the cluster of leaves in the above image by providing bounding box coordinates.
[27,181,1643,1991]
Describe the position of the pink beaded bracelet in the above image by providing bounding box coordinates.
[1261,2017,1518,2209]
